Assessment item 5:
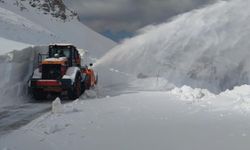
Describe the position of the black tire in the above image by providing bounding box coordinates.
[68,73,82,100]
[95,73,98,85]
[84,75,90,90]
[81,81,86,93]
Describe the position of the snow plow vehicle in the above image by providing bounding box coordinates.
[29,44,97,100]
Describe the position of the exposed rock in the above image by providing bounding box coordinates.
[10,0,78,21]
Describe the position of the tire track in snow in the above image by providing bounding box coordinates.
[0,102,51,136]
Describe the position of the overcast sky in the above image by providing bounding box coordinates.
[65,0,217,41]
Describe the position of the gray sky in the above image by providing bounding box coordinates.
[65,0,217,41]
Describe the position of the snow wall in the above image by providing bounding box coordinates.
[0,46,47,106]
[97,0,250,93]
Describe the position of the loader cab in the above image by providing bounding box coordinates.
[48,44,81,67]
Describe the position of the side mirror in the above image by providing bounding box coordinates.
[89,63,93,67]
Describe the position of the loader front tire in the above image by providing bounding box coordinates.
[68,73,81,100]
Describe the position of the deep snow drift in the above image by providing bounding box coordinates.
[0,46,47,107]
[97,0,250,93]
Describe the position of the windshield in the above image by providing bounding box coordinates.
[50,47,71,58]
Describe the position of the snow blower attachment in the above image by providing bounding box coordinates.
[29,44,97,100]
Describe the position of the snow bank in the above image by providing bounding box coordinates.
[169,85,214,102]
[0,37,31,55]
[0,46,47,107]
[124,77,250,113]
[165,84,250,113]
[208,85,250,113]
[97,0,250,93]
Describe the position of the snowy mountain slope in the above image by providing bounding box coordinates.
[97,0,250,93]
[0,6,56,46]
[0,0,116,57]
[1,0,78,21]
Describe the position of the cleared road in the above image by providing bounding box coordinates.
[0,102,51,136]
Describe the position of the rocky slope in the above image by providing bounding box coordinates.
[1,0,78,21]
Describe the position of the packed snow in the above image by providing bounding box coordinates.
[2,89,250,150]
